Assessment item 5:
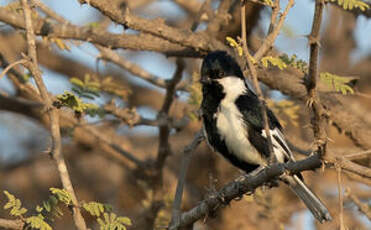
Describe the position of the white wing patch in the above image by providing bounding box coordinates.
[215,77,265,165]
[262,128,294,163]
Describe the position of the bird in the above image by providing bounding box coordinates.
[200,50,332,223]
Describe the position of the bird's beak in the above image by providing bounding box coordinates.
[200,75,211,84]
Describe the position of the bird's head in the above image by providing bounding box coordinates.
[200,51,244,85]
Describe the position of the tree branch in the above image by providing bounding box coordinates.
[0,218,24,230]
[169,154,323,229]
[345,188,371,221]
[241,2,274,160]
[0,7,202,56]
[253,0,294,61]
[169,131,204,229]
[305,0,328,157]
[79,0,225,51]
[20,1,86,229]
[155,59,185,173]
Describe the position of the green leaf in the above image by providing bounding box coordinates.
[327,0,369,11]
[3,191,27,217]
[96,212,132,230]
[88,22,100,28]
[262,0,274,6]
[261,56,287,70]
[117,217,132,226]
[26,215,52,230]
[279,54,308,73]
[83,202,106,217]
[320,72,358,95]
[70,77,85,88]
[50,188,72,206]
[55,91,100,116]
[226,36,243,56]
[36,205,43,213]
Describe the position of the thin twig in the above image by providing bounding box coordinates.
[155,59,185,171]
[345,188,371,221]
[336,165,346,230]
[343,149,371,160]
[97,46,182,89]
[31,0,69,24]
[325,154,371,179]
[253,0,295,61]
[20,1,87,229]
[189,0,211,32]
[206,0,233,34]
[240,3,274,160]
[267,0,280,34]
[0,59,28,79]
[169,131,204,229]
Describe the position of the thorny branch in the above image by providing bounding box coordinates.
[169,154,323,229]
[306,0,328,156]
[20,1,87,229]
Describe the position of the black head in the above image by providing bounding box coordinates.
[200,51,244,84]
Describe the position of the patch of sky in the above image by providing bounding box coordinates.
[137,1,187,21]
[0,73,16,94]
[286,210,315,230]
[0,112,48,164]
[351,15,371,64]
[43,0,100,25]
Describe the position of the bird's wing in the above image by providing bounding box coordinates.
[235,93,294,162]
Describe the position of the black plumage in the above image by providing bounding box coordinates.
[200,50,332,223]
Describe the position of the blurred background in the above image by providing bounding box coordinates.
[0,0,370,229]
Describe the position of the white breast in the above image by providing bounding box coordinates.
[216,77,265,165]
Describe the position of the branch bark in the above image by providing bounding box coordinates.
[169,154,323,229]
[305,0,328,156]
[0,218,24,230]
[169,131,204,229]
[20,1,87,229]
[240,3,274,160]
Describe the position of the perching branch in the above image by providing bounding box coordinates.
[20,1,87,229]
[169,154,323,229]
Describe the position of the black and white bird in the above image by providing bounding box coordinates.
[200,50,332,223]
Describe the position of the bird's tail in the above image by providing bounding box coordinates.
[283,175,332,223]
